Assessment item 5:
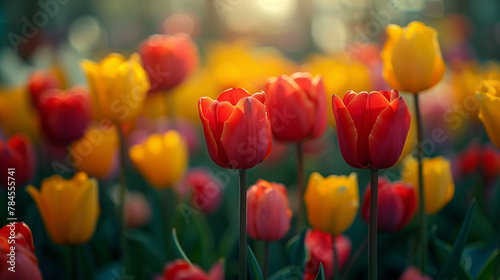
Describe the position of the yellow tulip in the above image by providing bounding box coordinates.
[0,87,39,139]
[304,172,359,235]
[452,61,500,122]
[381,21,446,94]
[27,172,99,245]
[69,123,118,179]
[401,156,454,214]
[129,130,188,188]
[477,80,500,148]
[80,53,150,123]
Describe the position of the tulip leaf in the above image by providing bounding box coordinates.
[315,263,325,280]
[286,229,307,267]
[268,265,295,280]
[172,228,193,265]
[247,246,264,280]
[476,249,498,280]
[436,200,476,280]
[126,230,167,278]
[430,227,473,280]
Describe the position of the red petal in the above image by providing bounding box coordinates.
[394,183,417,230]
[369,97,411,168]
[221,98,270,169]
[199,99,224,168]
[332,95,361,168]
[310,76,328,139]
[217,88,250,105]
[346,92,370,167]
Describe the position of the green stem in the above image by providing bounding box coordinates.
[161,188,174,256]
[263,241,270,280]
[71,246,77,280]
[333,235,340,280]
[117,124,128,271]
[239,169,248,280]
[495,230,500,279]
[414,94,427,273]
[296,142,304,233]
[341,238,368,280]
[369,168,378,280]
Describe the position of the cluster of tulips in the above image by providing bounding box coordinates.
[1,19,500,280]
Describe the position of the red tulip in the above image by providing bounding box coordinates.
[332,90,411,169]
[0,134,35,189]
[398,266,431,280]
[247,180,292,241]
[177,168,224,214]
[456,142,500,184]
[163,259,223,280]
[0,222,42,280]
[304,229,351,280]
[265,73,327,142]
[38,86,91,145]
[27,70,60,109]
[139,33,199,93]
[361,177,417,232]
[198,88,272,169]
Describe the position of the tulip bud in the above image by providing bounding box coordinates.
[27,70,60,109]
[81,53,150,123]
[0,134,35,189]
[332,90,411,169]
[477,80,500,148]
[0,222,42,280]
[177,168,223,214]
[382,21,446,94]
[198,88,272,169]
[401,156,454,214]
[138,33,199,93]
[361,177,417,232]
[265,72,327,142]
[38,86,91,145]
[163,259,224,280]
[69,123,118,179]
[303,229,351,280]
[129,130,188,188]
[125,191,152,228]
[27,172,100,245]
[304,172,359,235]
[398,266,431,280]
[247,180,292,241]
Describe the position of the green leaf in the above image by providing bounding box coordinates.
[476,249,498,280]
[268,265,295,280]
[126,230,167,279]
[286,229,307,267]
[436,200,476,280]
[172,228,192,265]
[315,263,325,280]
[248,246,264,280]
[430,227,473,280]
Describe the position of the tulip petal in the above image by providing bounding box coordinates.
[395,184,417,230]
[66,179,99,244]
[217,88,250,105]
[310,76,328,139]
[199,99,226,168]
[27,186,63,245]
[332,95,361,168]
[221,98,269,169]
[369,97,411,169]
[255,188,290,241]
[477,92,500,148]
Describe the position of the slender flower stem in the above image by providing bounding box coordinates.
[71,246,77,280]
[341,238,368,280]
[369,168,378,280]
[239,169,248,280]
[332,235,340,280]
[296,142,304,233]
[263,241,270,280]
[414,94,427,273]
[117,124,128,270]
